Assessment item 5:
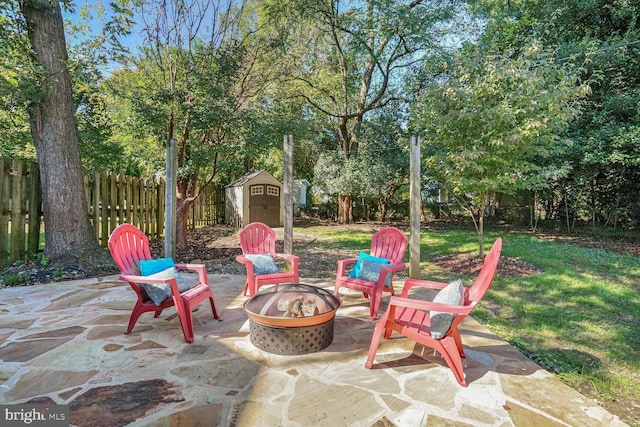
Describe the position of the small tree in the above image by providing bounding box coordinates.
[356,111,409,221]
[413,43,589,255]
[105,0,287,248]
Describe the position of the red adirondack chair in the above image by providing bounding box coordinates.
[334,227,408,320]
[365,237,502,386]
[108,223,218,343]
[235,222,300,296]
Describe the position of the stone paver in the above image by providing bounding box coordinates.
[0,275,628,426]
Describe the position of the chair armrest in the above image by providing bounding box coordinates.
[176,263,205,271]
[276,253,300,275]
[175,264,207,283]
[401,278,449,297]
[385,263,406,273]
[235,255,256,275]
[120,274,173,284]
[388,295,472,315]
[121,274,192,300]
[336,258,358,277]
[235,255,251,264]
[372,263,406,285]
[276,253,300,264]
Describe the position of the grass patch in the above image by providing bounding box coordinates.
[298,226,640,425]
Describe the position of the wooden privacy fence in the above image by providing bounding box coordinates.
[0,158,41,269]
[1,157,224,268]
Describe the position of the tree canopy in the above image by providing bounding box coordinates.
[412,42,588,253]
[1,0,640,263]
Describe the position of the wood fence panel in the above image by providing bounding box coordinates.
[150,179,157,237]
[132,177,140,230]
[158,180,165,236]
[1,156,225,266]
[126,175,133,224]
[109,172,117,235]
[141,178,148,235]
[92,171,100,241]
[100,171,109,246]
[10,160,24,262]
[0,158,9,267]
[27,162,41,256]
[117,174,125,226]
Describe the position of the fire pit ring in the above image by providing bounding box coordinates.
[243,284,341,355]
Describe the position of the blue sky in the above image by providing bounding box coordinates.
[62,2,143,53]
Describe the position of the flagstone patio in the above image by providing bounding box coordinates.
[0,274,628,426]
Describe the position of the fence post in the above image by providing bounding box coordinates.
[284,134,293,255]
[409,135,421,279]
[165,138,177,259]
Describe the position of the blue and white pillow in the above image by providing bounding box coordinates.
[139,257,175,276]
[244,254,280,275]
[348,252,390,279]
[430,279,465,339]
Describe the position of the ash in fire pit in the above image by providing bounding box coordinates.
[278,297,319,317]
[243,284,341,355]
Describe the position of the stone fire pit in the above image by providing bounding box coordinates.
[243,284,341,355]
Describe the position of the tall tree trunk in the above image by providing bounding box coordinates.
[20,0,102,264]
[175,176,191,249]
[337,194,352,224]
[478,206,485,258]
[175,200,192,249]
[378,200,388,222]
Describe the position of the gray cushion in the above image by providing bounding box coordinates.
[357,258,392,285]
[141,267,200,306]
[244,253,280,275]
[430,279,465,339]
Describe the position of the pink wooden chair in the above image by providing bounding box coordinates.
[235,222,300,296]
[108,224,218,343]
[334,227,408,320]
[365,237,502,386]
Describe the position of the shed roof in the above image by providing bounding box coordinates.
[225,170,276,188]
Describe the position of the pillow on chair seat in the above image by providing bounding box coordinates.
[244,254,280,275]
[430,279,465,339]
[139,257,175,276]
[141,267,200,306]
[349,252,390,279]
[357,258,392,285]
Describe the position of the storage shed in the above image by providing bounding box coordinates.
[225,170,283,228]
[293,179,310,214]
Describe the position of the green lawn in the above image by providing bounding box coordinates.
[297,225,640,425]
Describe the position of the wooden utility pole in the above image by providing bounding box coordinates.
[409,135,421,278]
[283,135,293,254]
[165,138,177,259]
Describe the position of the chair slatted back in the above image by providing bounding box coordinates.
[370,227,408,264]
[108,224,152,275]
[239,222,277,257]
[467,238,502,306]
